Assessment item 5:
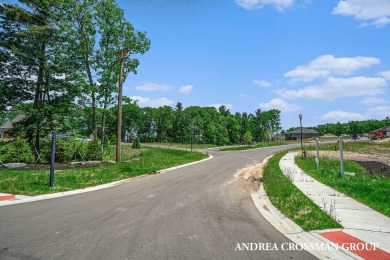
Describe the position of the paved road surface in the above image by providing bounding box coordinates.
[0,145,316,259]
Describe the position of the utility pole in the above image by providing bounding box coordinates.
[114,48,129,163]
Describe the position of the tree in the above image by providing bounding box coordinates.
[0,1,80,156]
[243,131,253,146]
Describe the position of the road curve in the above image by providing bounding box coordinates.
[0,145,316,259]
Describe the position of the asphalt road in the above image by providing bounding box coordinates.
[0,145,316,260]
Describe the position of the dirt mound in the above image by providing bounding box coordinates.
[234,163,265,191]
[354,161,390,178]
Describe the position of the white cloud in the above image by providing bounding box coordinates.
[320,110,366,122]
[259,98,301,112]
[134,82,172,92]
[276,77,387,101]
[179,85,193,94]
[131,96,174,108]
[285,55,380,82]
[253,80,272,88]
[333,0,390,28]
[378,70,390,80]
[209,103,234,110]
[360,97,387,106]
[235,0,293,11]
[366,106,390,117]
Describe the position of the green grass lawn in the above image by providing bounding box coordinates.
[142,142,217,149]
[263,152,342,231]
[0,148,208,196]
[295,156,390,217]
[304,139,390,154]
[220,141,289,151]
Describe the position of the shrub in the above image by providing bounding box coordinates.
[86,139,102,161]
[0,139,35,164]
[132,137,141,149]
[40,139,74,163]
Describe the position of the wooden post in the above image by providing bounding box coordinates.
[114,48,129,163]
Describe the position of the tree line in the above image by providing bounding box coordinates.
[313,119,390,137]
[3,101,282,146]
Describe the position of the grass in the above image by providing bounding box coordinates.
[220,141,289,151]
[296,156,390,217]
[304,139,390,154]
[263,152,342,231]
[0,148,208,196]
[142,142,217,149]
[102,144,144,161]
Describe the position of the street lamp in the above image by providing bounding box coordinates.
[299,113,303,157]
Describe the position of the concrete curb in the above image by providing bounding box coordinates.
[0,153,214,207]
[250,154,360,260]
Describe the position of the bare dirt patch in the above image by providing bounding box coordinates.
[354,161,390,178]
[306,151,390,178]
[306,151,390,167]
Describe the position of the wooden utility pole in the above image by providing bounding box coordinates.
[114,48,129,163]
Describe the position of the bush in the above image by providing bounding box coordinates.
[0,139,35,164]
[132,137,141,149]
[40,139,74,163]
[86,139,102,161]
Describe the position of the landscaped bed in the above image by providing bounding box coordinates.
[0,148,208,196]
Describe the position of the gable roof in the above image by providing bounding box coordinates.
[0,114,26,130]
[287,127,319,134]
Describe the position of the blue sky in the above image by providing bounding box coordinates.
[118,0,390,129]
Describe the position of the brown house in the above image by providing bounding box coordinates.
[0,114,26,139]
[285,127,319,141]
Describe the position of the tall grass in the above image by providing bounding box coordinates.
[296,157,390,217]
[263,152,341,230]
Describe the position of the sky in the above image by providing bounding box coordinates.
[115,0,390,130]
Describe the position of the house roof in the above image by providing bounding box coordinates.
[0,114,26,130]
[287,127,319,134]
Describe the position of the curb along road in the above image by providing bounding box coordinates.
[0,153,213,207]
[250,154,361,260]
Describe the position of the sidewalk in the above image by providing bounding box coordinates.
[280,152,390,258]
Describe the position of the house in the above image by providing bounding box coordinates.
[285,127,319,141]
[0,114,26,139]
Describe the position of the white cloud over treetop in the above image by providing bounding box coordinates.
[134,82,172,92]
[131,96,174,107]
[366,106,390,117]
[379,70,390,80]
[333,0,390,28]
[253,80,272,88]
[276,77,387,101]
[235,0,293,11]
[360,97,387,106]
[284,55,380,82]
[320,110,366,122]
[179,85,193,94]
[259,98,301,112]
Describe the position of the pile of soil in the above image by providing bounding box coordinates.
[353,161,390,178]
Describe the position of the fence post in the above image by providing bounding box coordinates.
[316,138,320,172]
[339,136,345,178]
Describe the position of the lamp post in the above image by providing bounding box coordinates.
[299,113,303,157]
